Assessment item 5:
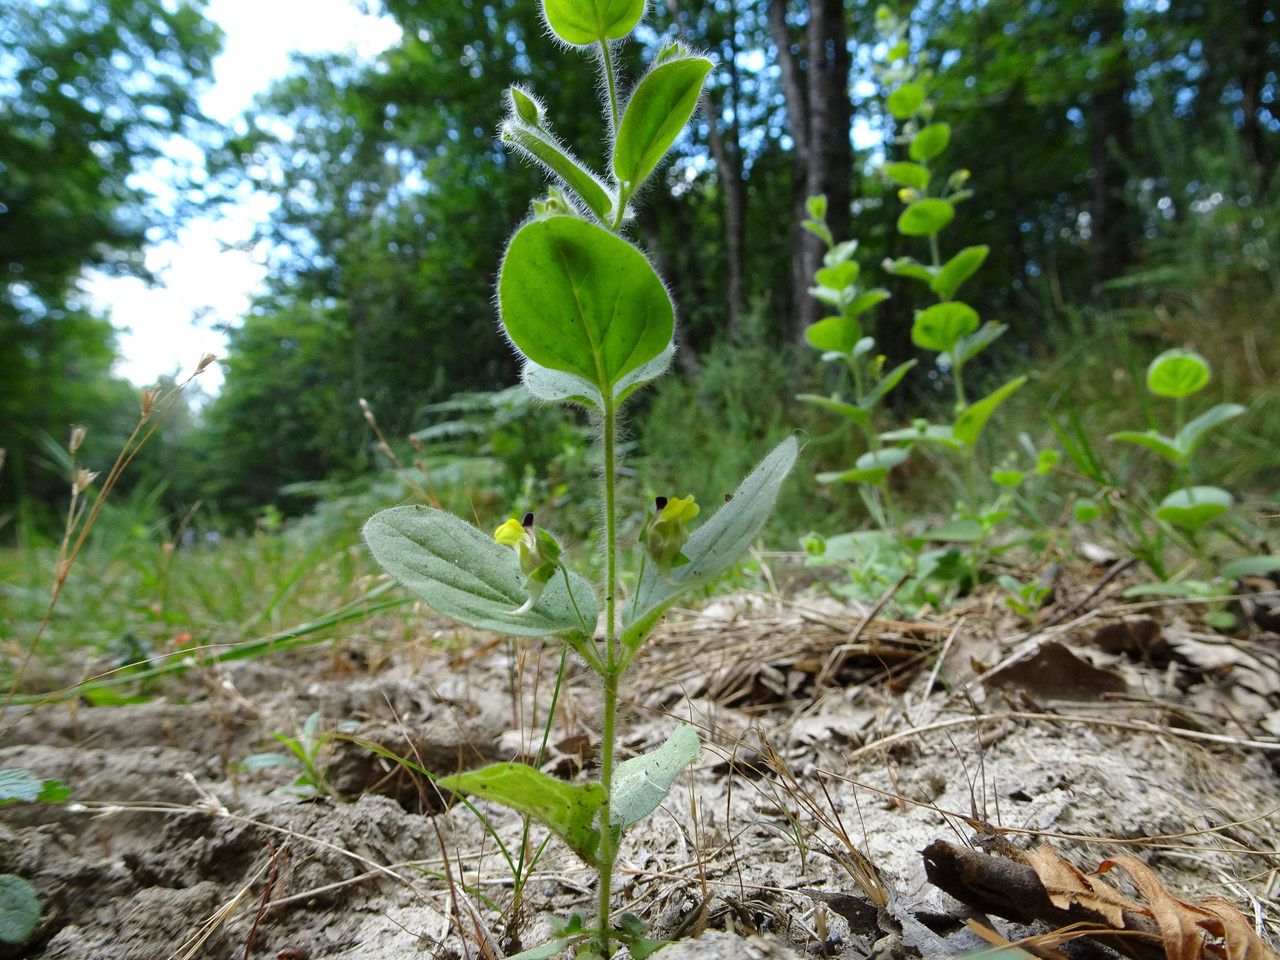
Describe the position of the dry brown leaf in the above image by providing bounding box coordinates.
[1100,856,1210,960]
[1028,843,1143,928]
[1199,897,1276,960]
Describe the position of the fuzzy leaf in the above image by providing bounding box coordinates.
[611,724,700,826]
[613,56,712,188]
[897,198,954,237]
[500,216,674,393]
[797,394,871,425]
[0,875,38,945]
[816,447,908,486]
[439,763,605,865]
[623,436,798,650]
[952,376,1027,446]
[521,343,675,409]
[930,245,989,300]
[542,0,646,45]
[501,122,614,221]
[880,422,963,449]
[364,506,599,637]
[909,122,951,161]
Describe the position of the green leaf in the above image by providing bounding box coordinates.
[1221,556,1280,579]
[1156,486,1233,531]
[438,763,605,866]
[887,82,925,118]
[884,161,930,189]
[613,56,713,188]
[0,770,41,805]
[501,122,614,222]
[816,447,908,486]
[930,245,989,300]
[505,938,582,960]
[952,376,1027,446]
[797,394,871,426]
[521,343,676,409]
[0,875,37,945]
[824,239,858,267]
[815,261,859,290]
[1175,403,1246,456]
[363,506,599,638]
[1109,430,1183,464]
[499,216,674,393]
[941,321,1006,367]
[802,217,833,246]
[611,724,699,826]
[807,194,827,220]
[880,422,963,449]
[1147,348,1211,398]
[882,256,936,283]
[912,301,979,352]
[804,315,860,353]
[238,752,298,773]
[36,780,69,804]
[860,359,918,409]
[909,122,951,161]
[1123,580,1225,600]
[845,288,890,317]
[897,198,955,237]
[992,468,1025,488]
[907,519,984,547]
[542,0,645,45]
[623,436,798,649]
[1074,498,1102,523]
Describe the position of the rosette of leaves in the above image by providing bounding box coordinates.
[363,4,796,956]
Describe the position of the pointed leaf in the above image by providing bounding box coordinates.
[887,82,925,118]
[1146,349,1210,398]
[613,56,712,188]
[907,519,984,548]
[952,376,1027,446]
[797,394,871,425]
[542,0,646,45]
[897,198,954,237]
[884,161,930,189]
[364,506,599,637]
[1175,403,1245,456]
[845,288,890,317]
[500,216,674,393]
[0,875,39,945]
[1109,430,1183,464]
[1155,486,1233,531]
[504,938,581,960]
[623,437,797,649]
[804,315,859,353]
[815,261,859,290]
[1221,555,1280,578]
[816,447,908,486]
[860,359,918,409]
[439,763,605,865]
[824,239,858,267]
[930,245,989,300]
[941,321,1006,367]
[883,256,937,283]
[611,724,699,826]
[880,422,962,449]
[909,122,951,161]
[501,122,614,221]
[913,301,979,352]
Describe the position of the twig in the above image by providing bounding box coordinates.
[243,842,285,959]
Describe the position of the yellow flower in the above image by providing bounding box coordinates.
[494,517,526,547]
[646,495,699,578]
[658,495,699,525]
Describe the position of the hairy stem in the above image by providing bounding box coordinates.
[599,39,619,134]
[597,398,621,954]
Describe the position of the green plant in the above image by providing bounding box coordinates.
[237,712,358,800]
[361,5,796,956]
[0,768,68,946]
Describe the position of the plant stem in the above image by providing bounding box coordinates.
[599,39,619,133]
[597,398,620,955]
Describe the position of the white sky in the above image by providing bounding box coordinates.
[84,0,401,390]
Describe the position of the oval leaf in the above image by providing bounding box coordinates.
[1156,486,1233,531]
[804,315,860,353]
[796,394,871,426]
[500,216,674,393]
[912,301,979,352]
[952,375,1027,446]
[1221,555,1280,579]
[0,770,42,805]
[439,762,605,865]
[623,436,798,650]
[522,342,676,409]
[364,506,599,637]
[883,256,937,283]
[611,723,699,826]
[884,161,930,190]
[543,0,646,45]
[1175,402,1245,455]
[930,245,989,301]
[0,875,38,945]
[887,82,925,119]
[817,447,908,486]
[1147,348,1210,398]
[909,122,951,162]
[815,261,859,290]
[501,122,615,222]
[897,198,954,237]
[1109,430,1182,464]
[613,56,712,188]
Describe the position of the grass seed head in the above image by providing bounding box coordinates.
[69,425,86,454]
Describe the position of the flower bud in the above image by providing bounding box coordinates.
[508,85,543,127]
[69,425,86,454]
[644,495,699,579]
[494,512,563,614]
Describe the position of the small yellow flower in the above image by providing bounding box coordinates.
[494,518,526,547]
[646,495,699,579]
[658,495,699,525]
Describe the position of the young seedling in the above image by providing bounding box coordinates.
[238,712,358,801]
[363,4,796,956]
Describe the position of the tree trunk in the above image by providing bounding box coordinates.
[1087,0,1133,285]
[771,0,852,342]
[1239,0,1271,182]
